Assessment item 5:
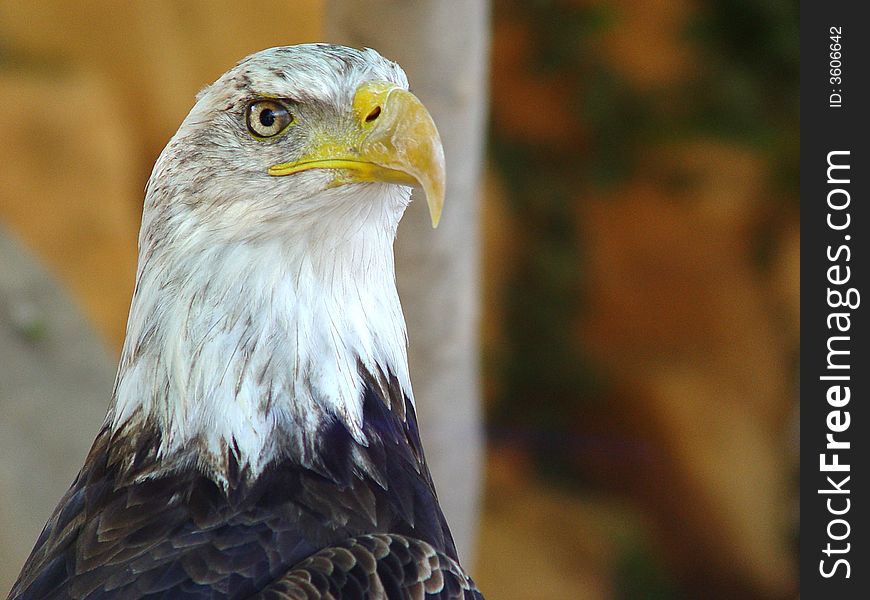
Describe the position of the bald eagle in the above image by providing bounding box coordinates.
[8,45,482,600]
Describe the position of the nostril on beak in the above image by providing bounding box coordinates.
[365,106,381,123]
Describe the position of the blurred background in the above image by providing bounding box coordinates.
[0,1,798,599]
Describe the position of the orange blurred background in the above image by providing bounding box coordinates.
[1,1,798,598]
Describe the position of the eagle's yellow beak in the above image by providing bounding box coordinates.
[268,81,446,228]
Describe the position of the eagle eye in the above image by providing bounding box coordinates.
[246,100,293,138]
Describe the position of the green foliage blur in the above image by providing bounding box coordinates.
[488,0,798,457]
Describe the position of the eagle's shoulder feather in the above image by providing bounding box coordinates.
[253,534,482,600]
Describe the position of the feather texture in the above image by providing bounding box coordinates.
[254,535,482,600]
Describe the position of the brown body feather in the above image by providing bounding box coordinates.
[9,369,480,599]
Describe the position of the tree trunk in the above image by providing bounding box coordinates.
[326,0,489,563]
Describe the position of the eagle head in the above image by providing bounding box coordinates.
[109,45,445,484]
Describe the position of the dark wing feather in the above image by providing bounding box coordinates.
[8,425,313,600]
[251,534,483,600]
[8,367,464,599]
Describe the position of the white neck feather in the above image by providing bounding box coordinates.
[110,184,413,483]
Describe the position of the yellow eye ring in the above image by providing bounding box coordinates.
[246,100,294,138]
